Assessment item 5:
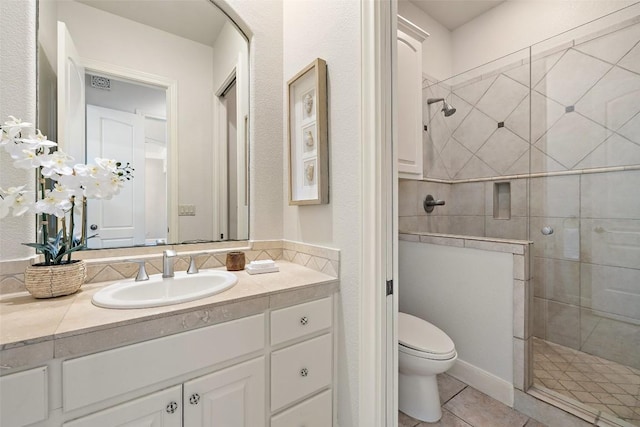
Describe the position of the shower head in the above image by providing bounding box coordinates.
[427,98,456,117]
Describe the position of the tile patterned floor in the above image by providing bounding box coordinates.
[533,337,640,425]
[399,374,544,427]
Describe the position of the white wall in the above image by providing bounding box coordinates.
[0,0,37,261]
[452,0,637,74]
[399,241,514,390]
[398,0,453,81]
[282,1,362,425]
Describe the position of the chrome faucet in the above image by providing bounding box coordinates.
[163,249,177,278]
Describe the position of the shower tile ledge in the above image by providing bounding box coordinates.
[400,231,531,254]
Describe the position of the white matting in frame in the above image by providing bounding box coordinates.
[288,58,328,205]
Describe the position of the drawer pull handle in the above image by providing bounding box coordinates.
[189,393,201,405]
[300,316,309,325]
[166,401,179,414]
[300,368,309,377]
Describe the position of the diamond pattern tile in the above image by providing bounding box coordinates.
[476,128,530,174]
[533,338,640,426]
[476,74,529,122]
[618,111,640,144]
[535,112,610,168]
[576,66,640,131]
[428,109,452,153]
[452,108,497,153]
[575,133,640,169]
[439,138,473,178]
[423,17,640,183]
[535,49,612,106]
[619,42,640,75]
[574,22,640,64]
[453,75,497,106]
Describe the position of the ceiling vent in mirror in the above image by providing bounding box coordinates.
[90,75,111,90]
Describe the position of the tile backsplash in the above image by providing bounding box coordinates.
[0,240,340,295]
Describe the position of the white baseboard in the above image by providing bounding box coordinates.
[448,359,514,407]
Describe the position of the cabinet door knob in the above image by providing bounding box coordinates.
[189,393,201,405]
[166,401,179,414]
[300,368,309,377]
[300,316,309,325]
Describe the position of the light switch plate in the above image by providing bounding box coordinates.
[178,204,196,216]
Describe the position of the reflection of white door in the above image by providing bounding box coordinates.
[86,105,145,248]
[57,21,85,161]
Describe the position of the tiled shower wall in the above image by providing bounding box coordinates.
[399,17,640,369]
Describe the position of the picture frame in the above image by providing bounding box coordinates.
[288,58,328,205]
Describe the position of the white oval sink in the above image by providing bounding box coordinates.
[92,270,238,309]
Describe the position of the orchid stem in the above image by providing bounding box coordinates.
[38,175,51,266]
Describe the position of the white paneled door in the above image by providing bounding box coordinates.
[86,105,145,248]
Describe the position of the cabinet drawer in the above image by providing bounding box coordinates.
[0,366,48,426]
[271,390,331,427]
[271,333,332,412]
[270,297,331,346]
[63,385,182,427]
[63,313,264,411]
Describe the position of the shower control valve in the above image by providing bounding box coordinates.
[423,195,445,213]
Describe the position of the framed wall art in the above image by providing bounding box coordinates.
[288,58,328,205]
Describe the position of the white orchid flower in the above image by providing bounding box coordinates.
[20,129,57,150]
[1,116,34,140]
[40,151,74,177]
[10,192,32,216]
[74,163,108,178]
[34,192,72,218]
[96,158,118,172]
[12,149,44,169]
[0,186,33,217]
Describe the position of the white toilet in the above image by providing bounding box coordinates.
[398,312,457,422]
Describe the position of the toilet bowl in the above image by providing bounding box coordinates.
[398,312,457,423]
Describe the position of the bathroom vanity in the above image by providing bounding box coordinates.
[0,261,338,427]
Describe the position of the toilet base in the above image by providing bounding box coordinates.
[399,372,442,423]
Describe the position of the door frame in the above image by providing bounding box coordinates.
[81,58,179,244]
[360,0,397,426]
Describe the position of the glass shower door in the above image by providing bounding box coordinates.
[531,12,640,425]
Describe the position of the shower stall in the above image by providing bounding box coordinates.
[401,6,640,426]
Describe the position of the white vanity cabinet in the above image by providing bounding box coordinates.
[3,292,336,427]
[183,357,265,426]
[0,366,48,426]
[63,357,265,427]
[269,297,334,425]
[62,386,183,427]
[397,16,429,180]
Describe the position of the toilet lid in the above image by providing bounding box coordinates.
[398,312,455,355]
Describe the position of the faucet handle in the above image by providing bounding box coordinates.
[187,253,207,274]
[126,259,149,281]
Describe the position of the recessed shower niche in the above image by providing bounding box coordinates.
[493,182,511,220]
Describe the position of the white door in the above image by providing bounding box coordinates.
[86,105,145,248]
[62,386,182,427]
[183,357,265,427]
[57,21,85,161]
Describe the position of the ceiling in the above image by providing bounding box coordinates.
[76,0,227,46]
[409,0,506,30]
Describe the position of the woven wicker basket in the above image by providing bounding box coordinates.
[25,260,87,298]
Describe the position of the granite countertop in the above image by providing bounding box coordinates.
[0,261,338,371]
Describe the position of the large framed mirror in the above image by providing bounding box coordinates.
[37,0,249,249]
